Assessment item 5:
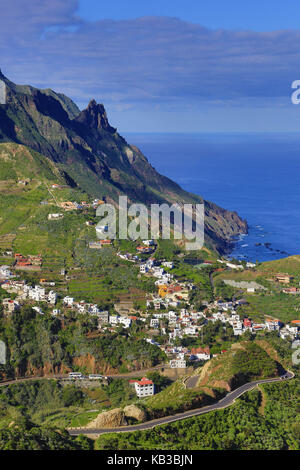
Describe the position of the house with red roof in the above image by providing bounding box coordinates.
[190,347,210,361]
[131,377,155,397]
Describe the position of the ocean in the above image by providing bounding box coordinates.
[124,132,300,262]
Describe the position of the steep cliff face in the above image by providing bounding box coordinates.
[83,405,147,429]
[75,99,116,133]
[0,70,247,252]
[85,408,127,429]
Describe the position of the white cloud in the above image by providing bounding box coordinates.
[1,2,300,113]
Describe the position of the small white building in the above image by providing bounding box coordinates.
[63,296,74,307]
[0,265,13,279]
[170,359,186,368]
[246,262,256,268]
[153,299,163,310]
[2,298,20,314]
[48,213,63,220]
[233,327,243,336]
[28,285,46,302]
[134,377,155,397]
[140,264,149,274]
[109,315,120,325]
[52,309,61,316]
[162,261,174,269]
[184,326,197,336]
[119,317,132,328]
[153,268,165,278]
[150,318,160,328]
[48,290,57,305]
[226,262,243,270]
[98,311,109,323]
[142,240,155,246]
[191,347,210,361]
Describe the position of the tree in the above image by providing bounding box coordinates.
[62,386,84,407]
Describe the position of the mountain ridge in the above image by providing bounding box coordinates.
[0,71,247,252]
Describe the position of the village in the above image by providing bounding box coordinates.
[1,236,299,394]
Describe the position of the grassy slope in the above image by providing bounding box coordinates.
[213,259,300,324]
[258,255,300,276]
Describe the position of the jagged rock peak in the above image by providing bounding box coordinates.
[0,69,7,80]
[76,99,116,133]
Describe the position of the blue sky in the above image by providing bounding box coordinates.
[1,0,300,132]
[77,0,300,32]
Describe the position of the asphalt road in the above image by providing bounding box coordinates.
[68,371,294,437]
[0,364,168,388]
[185,375,200,389]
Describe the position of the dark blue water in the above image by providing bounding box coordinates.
[124,132,300,262]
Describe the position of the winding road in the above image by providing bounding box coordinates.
[68,371,294,437]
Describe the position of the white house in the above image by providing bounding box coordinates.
[63,296,74,307]
[162,261,174,269]
[48,213,63,220]
[134,377,155,397]
[191,347,210,361]
[150,318,160,328]
[153,268,165,278]
[140,264,149,274]
[161,273,173,281]
[0,265,13,279]
[146,259,155,269]
[119,317,132,328]
[280,328,295,340]
[233,327,243,336]
[48,290,57,305]
[153,299,163,310]
[142,240,155,246]
[28,286,46,302]
[229,314,240,322]
[170,359,186,368]
[246,262,256,268]
[52,309,61,316]
[109,315,120,325]
[286,325,299,338]
[2,298,20,314]
[168,311,178,321]
[184,326,197,336]
[169,328,182,340]
[98,311,109,323]
[226,262,243,270]
[265,321,280,331]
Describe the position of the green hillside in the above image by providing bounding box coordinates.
[197,341,281,391]
[258,255,300,276]
[0,420,92,450]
